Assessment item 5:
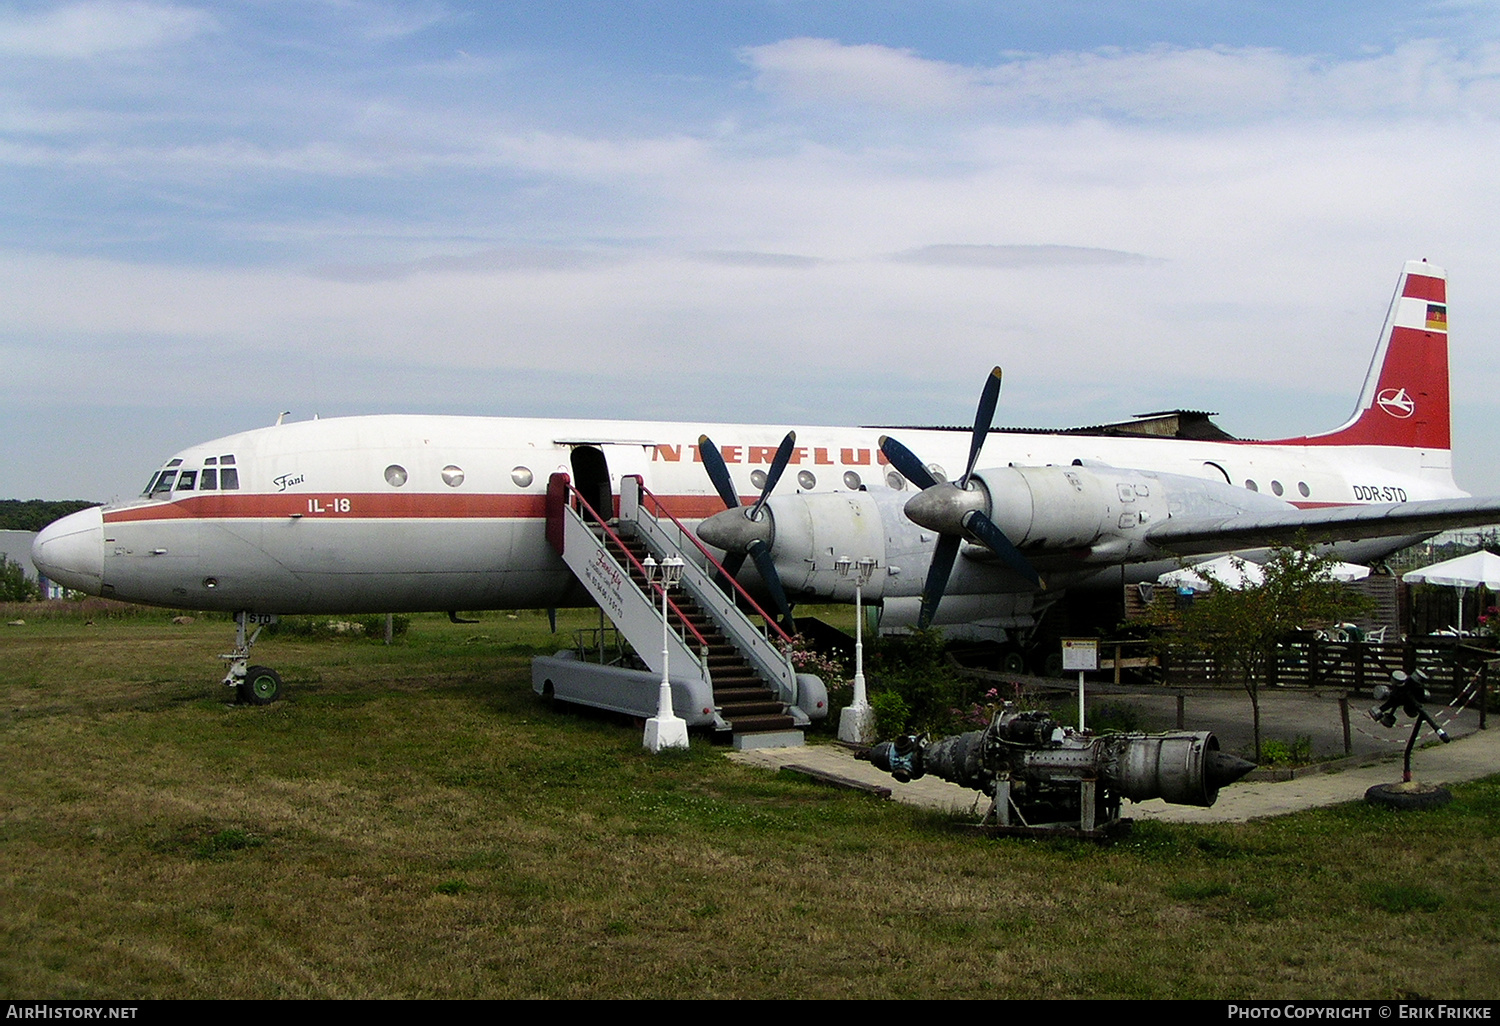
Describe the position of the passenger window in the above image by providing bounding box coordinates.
[200,469,218,490]
[176,470,197,491]
[220,468,239,490]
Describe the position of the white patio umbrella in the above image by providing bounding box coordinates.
[1402,550,1500,632]
[1157,555,1265,593]
[1159,556,1371,593]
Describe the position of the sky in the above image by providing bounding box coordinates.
[6,0,1500,502]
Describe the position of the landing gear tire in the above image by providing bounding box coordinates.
[1364,782,1452,811]
[239,665,283,706]
[1033,651,1065,678]
[1000,649,1027,675]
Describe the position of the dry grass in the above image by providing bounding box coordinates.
[2,607,1498,999]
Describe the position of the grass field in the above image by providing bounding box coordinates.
[2,605,1498,999]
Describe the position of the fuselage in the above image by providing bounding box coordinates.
[31,411,1465,616]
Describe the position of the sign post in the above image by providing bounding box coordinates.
[1061,638,1099,732]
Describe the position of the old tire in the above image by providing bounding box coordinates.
[1000,649,1027,674]
[1364,782,1452,811]
[239,665,283,706]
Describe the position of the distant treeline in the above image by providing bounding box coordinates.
[0,500,101,532]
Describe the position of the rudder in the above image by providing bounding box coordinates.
[1268,259,1449,451]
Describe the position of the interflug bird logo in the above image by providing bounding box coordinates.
[1376,387,1415,419]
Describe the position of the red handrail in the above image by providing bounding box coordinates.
[567,485,711,653]
[634,479,795,646]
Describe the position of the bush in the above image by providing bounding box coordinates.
[866,629,976,737]
[0,556,38,602]
[870,690,911,739]
[1258,735,1313,766]
[264,614,410,639]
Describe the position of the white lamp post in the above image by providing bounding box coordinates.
[835,554,878,743]
[642,554,690,752]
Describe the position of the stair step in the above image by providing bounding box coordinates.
[712,676,763,690]
[718,701,785,717]
[713,686,776,701]
[732,729,804,750]
[725,714,797,733]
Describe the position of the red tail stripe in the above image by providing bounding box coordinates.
[1403,274,1445,302]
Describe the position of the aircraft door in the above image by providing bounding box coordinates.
[569,444,654,520]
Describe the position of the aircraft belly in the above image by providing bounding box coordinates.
[98,515,577,614]
[231,516,572,613]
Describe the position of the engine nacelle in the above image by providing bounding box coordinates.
[978,464,1167,552]
[758,491,898,601]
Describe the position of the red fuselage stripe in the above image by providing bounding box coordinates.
[103,492,730,524]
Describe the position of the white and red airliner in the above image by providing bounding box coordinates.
[32,259,1500,687]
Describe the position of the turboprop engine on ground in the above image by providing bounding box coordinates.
[867,707,1256,830]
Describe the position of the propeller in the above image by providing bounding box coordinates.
[879,367,1041,629]
[696,431,798,630]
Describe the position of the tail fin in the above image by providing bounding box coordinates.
[1268,259,1449,450]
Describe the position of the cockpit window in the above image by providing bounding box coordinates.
[145,454,234,496]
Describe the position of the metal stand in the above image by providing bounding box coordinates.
[836,555,878,743]
[642,555,689,753]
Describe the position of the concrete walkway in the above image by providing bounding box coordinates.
[727,694,1498,823]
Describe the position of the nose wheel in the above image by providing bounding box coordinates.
[222,612,283,705]
[239,665,283,705]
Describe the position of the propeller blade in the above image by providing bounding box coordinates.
[960,509,1042,589]
[879,435,938,491]
[961,367,1002,487]
[698,434,741,511]
[748,539,796,631]
[714,550,747,595]
[918,533,961,629]
[748,430,796,522]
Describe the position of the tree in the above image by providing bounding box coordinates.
[0,555,38,602]
[0,500,99,532]
[1149,545,1367,762]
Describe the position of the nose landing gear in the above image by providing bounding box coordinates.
[221,612,282,704]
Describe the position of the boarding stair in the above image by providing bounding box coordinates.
[534,474,822,747]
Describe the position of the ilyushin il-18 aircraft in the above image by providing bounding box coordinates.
[32,258,1500,705]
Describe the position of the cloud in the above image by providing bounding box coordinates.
[891,244,1160,267]
[694,250,820,268]
[742,36,1500,121]
[741,37,977,111]
[307,247,627,282]
[0,1,214,58]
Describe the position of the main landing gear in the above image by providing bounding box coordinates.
[221,612,283,705]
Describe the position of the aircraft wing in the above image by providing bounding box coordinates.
[1143,496,1500,558]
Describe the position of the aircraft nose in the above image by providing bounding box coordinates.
[31,506,104,595]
